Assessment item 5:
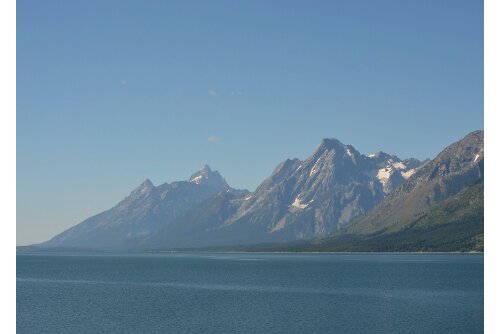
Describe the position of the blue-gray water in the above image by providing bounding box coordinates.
[17,253,483,333]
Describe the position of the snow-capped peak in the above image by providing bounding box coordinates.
[188,165,229,189]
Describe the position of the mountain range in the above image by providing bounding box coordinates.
[37,130,484,252]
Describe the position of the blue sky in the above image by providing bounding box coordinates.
[17,0,483,245]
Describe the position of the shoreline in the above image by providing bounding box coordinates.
[16,246,484,256]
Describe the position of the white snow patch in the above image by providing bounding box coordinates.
[368,153,376,158]
[295,165,303,172]
[392,162,406,170]
[244,195,253,201]
[347,148,353,157]
[190,175,203,184]
[377,167,392,185]
[292,197,308,209]
[474,154,480,163]
[309,158,321,176]
[402,169,416,179]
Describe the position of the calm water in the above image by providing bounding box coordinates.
[17,253,483,334]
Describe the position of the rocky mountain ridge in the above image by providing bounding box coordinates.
[41,166,246,249]
[38,131,483,251]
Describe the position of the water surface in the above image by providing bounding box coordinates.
[17,253,483,333]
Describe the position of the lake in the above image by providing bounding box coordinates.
[17,253,483,333]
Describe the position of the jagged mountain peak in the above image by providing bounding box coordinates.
[200,164,212,172]
[310,138,365,167]
[345,130,484,237]
[434,130,483,163]
[314,138,346,155]
[367,151,399,161]
[38,132,477,251]
[189,165,229,189]
[413,130,483,184]
[129,178,155,197]
[319,137,344,146]
[468,129,484,138]
[140,178,154,188]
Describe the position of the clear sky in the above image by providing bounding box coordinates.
[17,0,483,245]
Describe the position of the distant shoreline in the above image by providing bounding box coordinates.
[16,246,484,255]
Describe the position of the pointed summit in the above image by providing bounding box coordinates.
[315,138,344,153]
[130,178,154,197]
[200,164,212,172]
[311,138,364,163]
[141,178,154,188]
[189,165,229,189]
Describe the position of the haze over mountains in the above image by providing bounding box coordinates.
[38,131,484,252]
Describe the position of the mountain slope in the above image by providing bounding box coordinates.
[40,166,245,249]
[144,139,424,249]
[172,130,484,252]
[274,180,483,252]
[344,130,483,236]
[37,132,481,252]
